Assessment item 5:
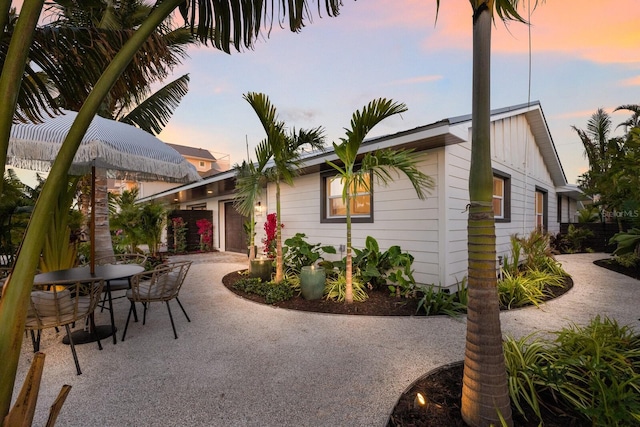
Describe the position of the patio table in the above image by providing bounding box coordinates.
[34,263,144,345]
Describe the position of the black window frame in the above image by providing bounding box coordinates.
[492,169,511,223]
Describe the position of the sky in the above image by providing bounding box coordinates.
[152,0,639,186]
[11,0,640,186]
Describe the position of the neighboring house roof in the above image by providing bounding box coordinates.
[141,101,569,204]
[166,143,216,161]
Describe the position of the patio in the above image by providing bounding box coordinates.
[13,252,640,426]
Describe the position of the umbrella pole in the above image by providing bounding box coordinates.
[91,165,96,274]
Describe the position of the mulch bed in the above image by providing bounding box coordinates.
[593,258,640,280]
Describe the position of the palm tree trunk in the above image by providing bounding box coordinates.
[461,4,513,426]
[345,190,353,303]
[93,167,115,262]
[0,0,184,416]
[275,179,283,282]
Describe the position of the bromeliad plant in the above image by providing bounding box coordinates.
[262,213,282,259]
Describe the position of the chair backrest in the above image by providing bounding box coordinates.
[129,261,192,302]
[95,253,148,267]
[25,277,105,330]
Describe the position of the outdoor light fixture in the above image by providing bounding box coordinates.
[414,392,427,409]
[255,201,264,216]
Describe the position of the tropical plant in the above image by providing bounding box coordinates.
[325,98,434,304]
[610,227,640,256]
[325,271,368,303]
[446,1,540,424]
[0,170,37,265]
[564,224,594,253]
[502,334,549,422]
[497,269,565,309]
[243,92,326,282]
[283,233,336,274]
[139,201,167,256]
[262,213,281,259]
[416,281,468,317]
[577,206,600,223]
[233,148,271,265]
[349,235,416,297]
[39,176,84,272]
[196,218,213,252]
[0,3,346,416]
[171,217,188,253]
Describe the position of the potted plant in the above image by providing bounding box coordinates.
[284,233,336,300]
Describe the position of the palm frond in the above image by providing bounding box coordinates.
[361,149,435,200]
[119,74,190,135]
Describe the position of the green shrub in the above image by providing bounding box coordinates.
[283,233,336,274]
[350,236,416,296]
[498,269,565,309]
[610,228,640,257]
[232,277,294,304]
[416,279,467,317]
[613,253,639,268]
[325,272,368,302]
[504,317,640,426]
[546,317,640,426]
[503,334,550,422]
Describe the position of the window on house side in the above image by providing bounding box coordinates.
[535,190,545,230]
[321,172,373,223]
[493,176,504,219]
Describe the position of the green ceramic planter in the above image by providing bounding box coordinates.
[250,258,273,282]
[300,266,326,300]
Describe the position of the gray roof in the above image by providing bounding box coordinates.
[166,143,216,161]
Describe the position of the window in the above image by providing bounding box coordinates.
[199,161,206,167]
[535,189,547,230]
[492,170,511,222]
[493,176,505,218]
[321,171,373,223]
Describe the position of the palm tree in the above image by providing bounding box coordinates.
[233,140,271,267]
[243,92,326,282]
[444,1,539,425]
[0,1,345,418]
[325,98,433,304]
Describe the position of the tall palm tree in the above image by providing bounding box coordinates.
[0,1,345,417]
[435,1,541,426]
[326,98,433,304]
[243,92,326,282]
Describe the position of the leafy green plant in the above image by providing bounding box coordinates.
[498,269,565,309]
[577,206,600,223]
[232,277,294,304]
[544,316,640,426]
[610,227,640,256]
[325,272,368,302]
[283,233,336,274]
[613,253,639,268]
[351,236,416,295]
[415,284,467,317]
[503,334,549,422]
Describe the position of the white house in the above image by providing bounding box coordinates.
[143,101,584,290]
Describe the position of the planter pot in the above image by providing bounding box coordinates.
[300,266,326,300]
[250,258,272,282]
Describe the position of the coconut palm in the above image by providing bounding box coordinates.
[0,1,345,418]
[243,92,326,282]
[325,98,433,304]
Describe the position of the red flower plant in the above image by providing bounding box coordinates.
[196,218,214,252]
[262,213,283,258]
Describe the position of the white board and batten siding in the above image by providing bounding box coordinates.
[441,113,560,290]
